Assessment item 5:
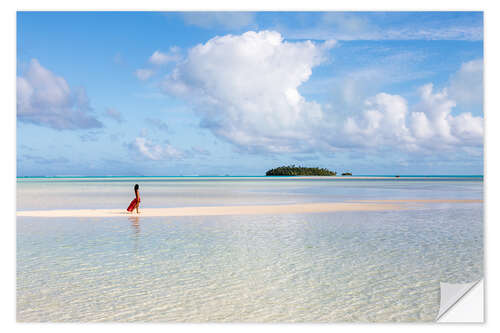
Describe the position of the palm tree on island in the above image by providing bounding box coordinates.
[265,165,337,176]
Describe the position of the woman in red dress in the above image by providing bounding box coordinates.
[127,184,141,214]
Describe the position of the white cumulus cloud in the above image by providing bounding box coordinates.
[128,137,183,160]
[344,93,415,149]
[17,59,102,130]
[149,47,181,65]
[156,31,481,158]
[161,30,335,153]
[344,84,483,152]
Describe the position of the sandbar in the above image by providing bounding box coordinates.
[18,202,402,218]
[16,199,481,218]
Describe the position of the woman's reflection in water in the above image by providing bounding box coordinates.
[128,215,140,253]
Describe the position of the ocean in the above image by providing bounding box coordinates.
[16,176,483,322]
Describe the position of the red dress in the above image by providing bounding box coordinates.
[127,194,140,212]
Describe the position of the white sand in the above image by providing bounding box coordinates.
[17,202,403,218]
[16,199,481,218]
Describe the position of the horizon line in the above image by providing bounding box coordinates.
[16,174,484,178]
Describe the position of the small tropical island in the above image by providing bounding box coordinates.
[266,165,337,176]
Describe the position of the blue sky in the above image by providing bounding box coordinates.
[16,12,483,176]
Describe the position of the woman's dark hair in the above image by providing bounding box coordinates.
[134,184,139,191]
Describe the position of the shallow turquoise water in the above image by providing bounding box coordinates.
[17,178,483,322]
[17,177,483,210]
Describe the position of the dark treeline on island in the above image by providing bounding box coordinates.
[265,165,337,176]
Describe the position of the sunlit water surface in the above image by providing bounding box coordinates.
[17,177,483,322]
